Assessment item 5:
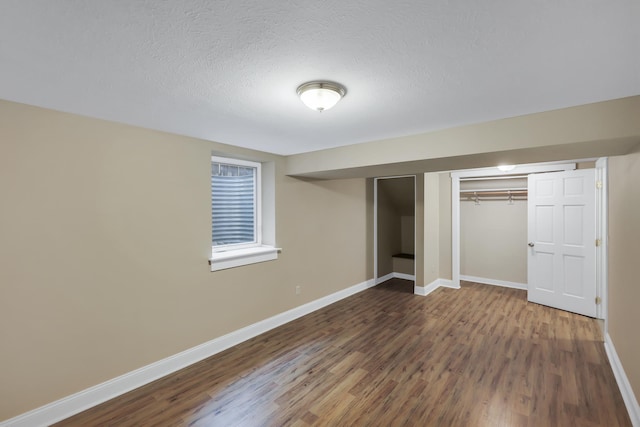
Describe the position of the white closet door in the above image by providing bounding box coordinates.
[527,169,597,317]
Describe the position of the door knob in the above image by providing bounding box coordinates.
[528,242,535,247]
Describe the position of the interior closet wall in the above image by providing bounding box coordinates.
[400,216,414,253]
[460,178,527,284]
[377,182,399,277]
[377,177,415,277]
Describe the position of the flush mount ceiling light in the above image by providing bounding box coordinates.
[497,165,516,172]
[296,81,347,112]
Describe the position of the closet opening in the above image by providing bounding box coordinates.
[450,160,607,320]
[374,176,416,288]
[458,175,529,290]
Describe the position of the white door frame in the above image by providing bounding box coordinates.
[374,175,416,284]
[595,157,608,323]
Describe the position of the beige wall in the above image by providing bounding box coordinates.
[608,149,640,402]
[460,200,527,283]
[439,173,452,280]
[417,172,453,286]
[422,173,440,285]
[0,100,370,420]
[287,96,640,179]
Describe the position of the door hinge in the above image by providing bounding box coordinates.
[595,238,602,247]
[595,296,602,305]
[596,181,603,189]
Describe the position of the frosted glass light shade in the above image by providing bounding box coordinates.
[297,81,346,112]
[497,165,516,172]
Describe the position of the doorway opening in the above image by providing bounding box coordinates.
[450,160,608,320]
[374,176,416,286]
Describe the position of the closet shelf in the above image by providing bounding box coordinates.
[392,253,415,260]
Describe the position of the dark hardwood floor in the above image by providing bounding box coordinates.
[55,279,631,426]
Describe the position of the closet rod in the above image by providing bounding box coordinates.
[459,187,527,193]
[460,190,527,199]
[460,193,527,198]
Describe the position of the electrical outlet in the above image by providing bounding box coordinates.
[295,286,301,295]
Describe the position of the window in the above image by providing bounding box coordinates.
[212,157,260,250]
[209,156,278,271]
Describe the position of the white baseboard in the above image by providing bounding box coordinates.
[376,272,416,284]
[0,278,378,427]
[460,275,527,290]
[604,333,640,427]
[414,278,459,296]
[392,272,415,281]
[438,279,458,289]
[415,279,439,296]
[376,272,395,284]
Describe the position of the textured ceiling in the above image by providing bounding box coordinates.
[1,1,638,155]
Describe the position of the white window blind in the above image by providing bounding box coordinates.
[211,159,259,248]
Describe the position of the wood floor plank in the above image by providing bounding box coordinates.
[54,279,632,427]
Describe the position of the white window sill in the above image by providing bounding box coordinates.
[209,246,279,272]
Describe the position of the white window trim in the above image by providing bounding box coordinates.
[209,245,279,272]
[209,156,278,271]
